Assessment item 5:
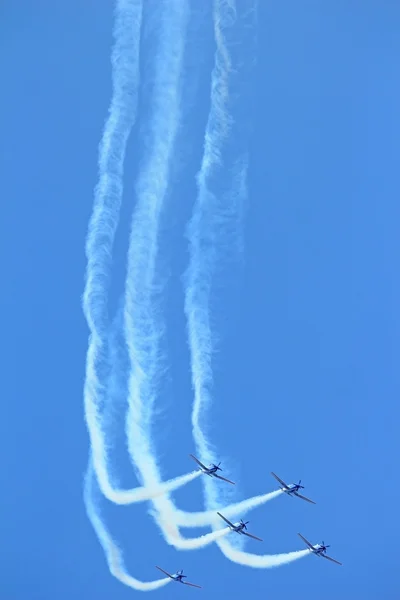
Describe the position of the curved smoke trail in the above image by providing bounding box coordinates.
[118,0,285,554]
[118,0,246,554]
[84,459,171,591]
[80,0,217,583]
[82,0,147,506]
[174,489,283,527]
[81,0,282,548]
[184,0,246,527]
[81,0,200,508]
[120,0,221,551]
[183,0,309,568]
[216,537,311,568]
[83,0,308,572]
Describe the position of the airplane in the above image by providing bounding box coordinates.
[155,567,202,588]
[190,454,235,485]
[271,472,316,504]
[217,512,263,541]
[298,533,342,565]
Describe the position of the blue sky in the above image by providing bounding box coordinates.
[1,1,400,598]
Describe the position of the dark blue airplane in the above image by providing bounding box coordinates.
[217,512,263,541]
[271,472,316,504]
[298,533,342,565]
[190,454,235,484]
[155,567,201,588]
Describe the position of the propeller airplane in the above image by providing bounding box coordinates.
[217,512,263,541]
[190,454,235,484]
[271,472,316,504]
[155,567,202,588]
[297,533,342,565]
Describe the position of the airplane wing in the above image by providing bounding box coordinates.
[155,566,173,579]
[189,454,208,471]
[242,531,263,542]
[213,473,235,485]
[183,581,202,588]
[217,512,235,528]
[271,472,289,489]
[297,533,314,550]
[322,554,342,566]
[293,491,316,505]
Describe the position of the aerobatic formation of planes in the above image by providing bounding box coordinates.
[155,455,342,590]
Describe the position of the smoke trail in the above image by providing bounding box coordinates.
[215,539,311,568]
[120,0,217,551]
[118,0,262,553]
[174,490,283,527]
[84,459,171,592]
[82,0,149,508]
[83,0,307,569]
[184,0,243,527]
[104,306,284,525]
[107,0,302,564]
[181,0,307,569]
[104,307,286,526]
[81,0,202,510]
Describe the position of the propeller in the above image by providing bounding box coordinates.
[298,480,305,489]
[321,541,330,550]
[240,520,249,530]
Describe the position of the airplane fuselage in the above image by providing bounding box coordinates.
[285,483,301,494]
[202,468,218,477]
[311,545,326,556]
[231,523,246,533]
[202,465,218,475]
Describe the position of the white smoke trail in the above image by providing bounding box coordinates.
[182,0,308,568]
[118,0,268,554]
[184,0,243,526]
[108,0,303,565]
[102,311,286,526]
[80,0,217,571]
[81,0,203,509]
[215,539,311,567]
[83,0,308,569]
[104,306,285,524]
[84,458,171,592]
[120,0,220,551]
[82,0,150,508]
[174,490,283,527]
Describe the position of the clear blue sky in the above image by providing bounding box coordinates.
[1,1,400,598]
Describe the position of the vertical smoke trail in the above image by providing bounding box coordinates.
[182,0,309,567]
[121,0,200,545]
[82,0,277,530]
[82,0,144,503]
[82,0,309,575]
[184,0,241,528]
[118,0,250,552]
[82,0,198,508]
[84,459,171,591]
